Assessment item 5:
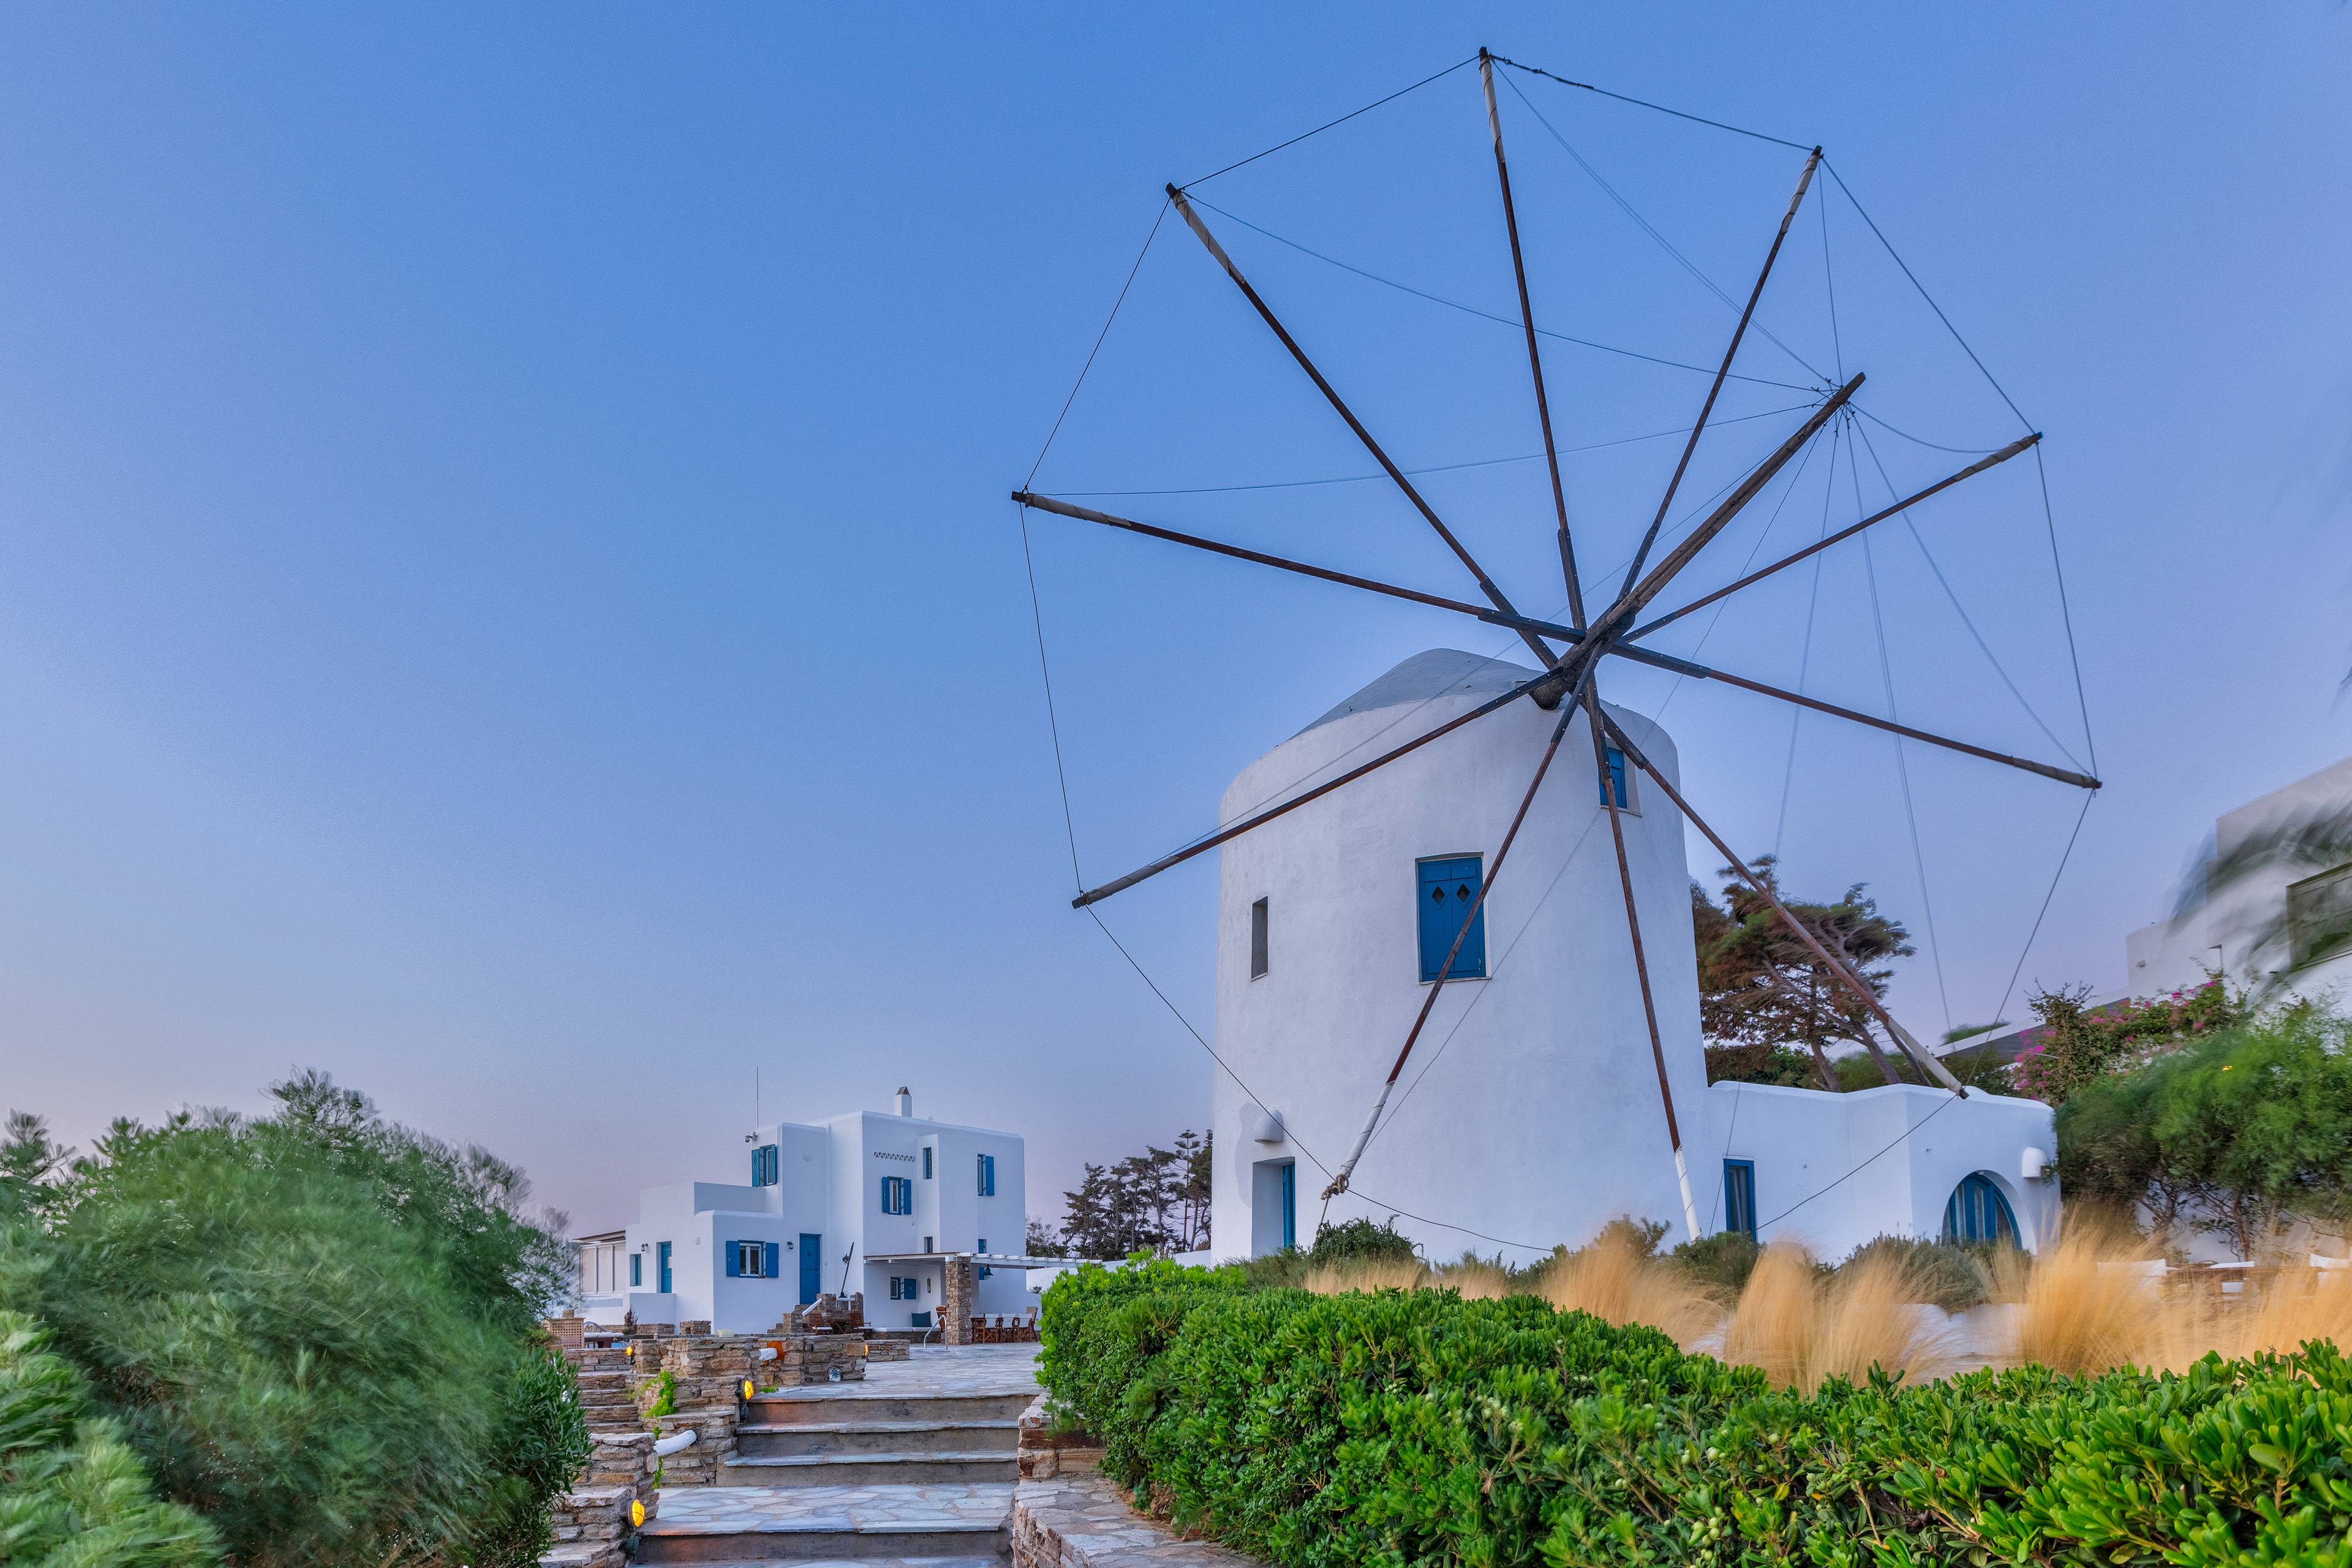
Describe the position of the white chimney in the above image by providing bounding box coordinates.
[895,1087,913,1118]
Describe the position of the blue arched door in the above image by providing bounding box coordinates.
[1942,1172,2018,1245]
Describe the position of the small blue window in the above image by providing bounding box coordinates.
[978,1237,991,1280]
[881,1176,912,1215]
[752,1144,778,1187]
[1942,1173,2018,1245]
[1416,856,1488,982]
[630,1253,641,1287]
[977,1153,996,1197]
[1600,747,1629,810]
[1723,1160,1757,1242]
[922,1146,933,1180]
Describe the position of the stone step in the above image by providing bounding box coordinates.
[642,1559,999,1567]
[631,1483,1011,1564]
[736,1420,1019,1459]
[744,1392,1033,1428]
[718,1453,1019,1488]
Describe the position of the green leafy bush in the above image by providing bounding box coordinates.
[1039,1260,2352,1567]
[1668,1230,1762,1295]
[1833,1234,1994,1311]
[0,1075,587,1568]
[0,1311,218,1567]
[1306,1218,1417,1265]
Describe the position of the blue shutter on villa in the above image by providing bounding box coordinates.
[763,1242,780,1279]
[724,1242,740,1278]
[978,1153,995,1196]
[1417,857,1487,981]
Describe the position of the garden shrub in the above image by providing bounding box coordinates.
[1669,1229,1762,1295]
[1039,1259,2352,1567]
[0,1310,218,1568]
[1834,1234,1995,1311]
[0,1076,587,1568]
[1306,1217,1417,1265]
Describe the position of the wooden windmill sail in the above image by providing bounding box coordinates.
[1012,50,2098,1243]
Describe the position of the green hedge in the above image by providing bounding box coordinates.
[1037,1258,2352,1567]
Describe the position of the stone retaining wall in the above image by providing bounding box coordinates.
[1011,1470,1265,1567]
[1016,1392,1103,1481]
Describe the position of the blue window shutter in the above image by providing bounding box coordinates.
[725,1242,739,1278]
[1417,857,1487,981]
[923,1147,933,1179]
[630,1253,641,1287]
[764,1242,780,1279]
[880,1175,889,1211]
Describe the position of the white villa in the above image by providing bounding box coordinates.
[2127,755,2352,1003]
[1210,650,2059,1267]
[581,1089,1035,1335]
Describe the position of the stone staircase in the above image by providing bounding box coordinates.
[721,1387,1028,1488]
[629,1345,1037,1564]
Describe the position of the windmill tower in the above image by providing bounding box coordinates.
[1209,652,1705,1258]
[1013,50,2091,1259]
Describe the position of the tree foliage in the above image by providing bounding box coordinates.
[1691,859,1913,1091]
[2057,1004,2352,1256]
[0,1073,589,1568]
[1051,1129,1211,1259]
[0,1311,217,1568]
[2015,978,2244,1104]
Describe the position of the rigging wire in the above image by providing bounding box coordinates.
[1822,161,2032,434]
[1025,199,1170,489]
[1991,792,2095,1030]
[1853,421,1955,1036]
[1188,195,1819,393]
[1491,55,1812,153]
[1498,71,1826,385]
[1773,424,1841,858]
[1180,56,1479,190]
[1038,402,1815,498]
[2035,443,2100,776]
[1849,421,2089,774]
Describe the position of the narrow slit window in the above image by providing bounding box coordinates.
[1250,897,1270,979]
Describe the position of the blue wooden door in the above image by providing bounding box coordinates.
[799,1234,822,1305]
[1941,1174,2018,1245]
[656,1240,672,1294]
[1280,1162,1295,1250]
[1417,857,1487,980]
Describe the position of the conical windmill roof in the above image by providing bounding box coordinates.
[1298,648,1543,737]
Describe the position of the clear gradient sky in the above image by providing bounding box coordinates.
[2,6,2348,1242]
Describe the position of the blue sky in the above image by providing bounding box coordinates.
[2,6,2347,1237]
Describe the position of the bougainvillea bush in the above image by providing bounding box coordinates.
[1039,1257,2352,1567]
[2014,978,2243,1104]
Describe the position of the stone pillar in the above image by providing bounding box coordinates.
[942,1255,978,1345]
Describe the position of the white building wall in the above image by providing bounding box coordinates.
[2125,755,2352,1004]
[618,1098,1027,1334]
[1708,1081,2059,1261]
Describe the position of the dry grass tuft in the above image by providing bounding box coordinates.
[1431,1252,1513,1300]
[1539,1225,1720,1348]
[2223,1262,2352,1360]
[1722,1240,1957,1393]
[1302,1256,1429,1296]
[1992,1215,2176,1375]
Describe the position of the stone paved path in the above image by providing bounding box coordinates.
[756,1343,1039,1403]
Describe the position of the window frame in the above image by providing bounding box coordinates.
[1414,854,1489,983]
[1722,1159,1757,1242]
[1249,897,1270,979]
[1600,745,1637,813]
[977,1153,996,1197]
[880,1175,912,1215]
